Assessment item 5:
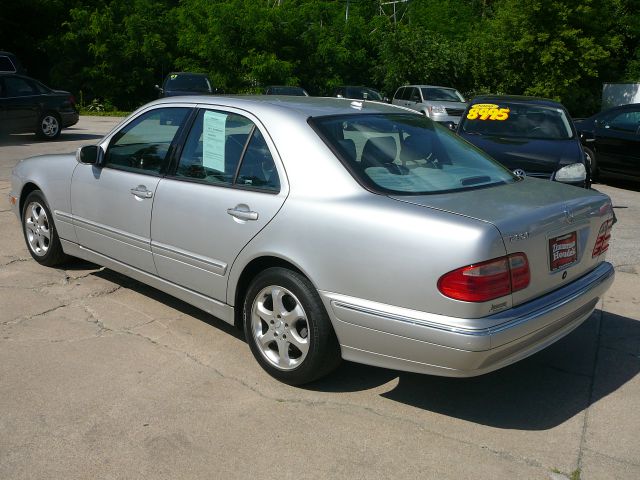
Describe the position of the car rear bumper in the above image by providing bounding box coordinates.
[320,261,614,377]
[61,110,79,128]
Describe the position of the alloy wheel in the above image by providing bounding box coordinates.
[250,285,310,370]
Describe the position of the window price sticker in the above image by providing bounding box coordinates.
[466,103,510,121]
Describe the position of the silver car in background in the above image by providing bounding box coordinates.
[10,96,614,385]
[393,84,467,126]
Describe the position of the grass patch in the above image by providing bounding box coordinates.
[79,109,131,117]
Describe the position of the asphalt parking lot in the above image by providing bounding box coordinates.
[1,117,638,480]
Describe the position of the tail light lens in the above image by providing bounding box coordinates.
[438,253,530,303]
[592,218,614,257]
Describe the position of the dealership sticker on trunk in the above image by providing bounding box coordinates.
[549,232,578,271]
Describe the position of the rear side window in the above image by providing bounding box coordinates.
[176,109,280,192]
[4,77,36,97]
[311,113,516,195]
[0,56,16,72]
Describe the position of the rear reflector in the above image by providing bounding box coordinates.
[592,218,614,257]
[438,253,530,303]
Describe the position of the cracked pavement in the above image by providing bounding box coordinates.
[1,118,639,479]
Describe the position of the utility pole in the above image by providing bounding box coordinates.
[379,0,410,25]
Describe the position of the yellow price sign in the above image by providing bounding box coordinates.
[466,104,510,121]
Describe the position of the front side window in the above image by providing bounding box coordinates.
[311,113,516,195]
[460,101,573,140]
[602,110,640,132]
[176,109,280,192]
[105,107,189,174]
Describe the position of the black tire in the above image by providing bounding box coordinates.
[36,112,61,139]
[21,190,69,266]
[584,147,598,182]
[243,267,341,385]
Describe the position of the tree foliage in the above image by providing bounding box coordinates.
[0,0,638,115]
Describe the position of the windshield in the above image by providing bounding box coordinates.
[165,74,212,93]
[461,101,574,140]
[311,113,516,195]
[421,87,465,102]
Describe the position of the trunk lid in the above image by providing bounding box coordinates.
[391,177,613,307]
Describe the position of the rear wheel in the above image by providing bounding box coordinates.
[36,112,61,139]
[243,267,341,385]
[22,190,68,266]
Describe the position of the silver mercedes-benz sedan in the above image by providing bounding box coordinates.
[9,96,615,385]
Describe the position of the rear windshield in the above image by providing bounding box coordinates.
[346,87,383,101]
[421,87,465,102]
[461,101,573,140]
[311,113,516,195]
[165,74,211,93]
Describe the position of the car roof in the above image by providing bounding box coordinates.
[167,72,209,77]
[402,85,459,89]
[470,94,565,109]
[149,95,413,119]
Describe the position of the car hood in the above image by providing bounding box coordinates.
[460,134,582,175]
[390,178,613,306]
[426,100,467,108]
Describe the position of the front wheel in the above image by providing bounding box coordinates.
[243,268,341,385]
[584,147,598,182]
[36,112,61,139]
[22,190,69,266]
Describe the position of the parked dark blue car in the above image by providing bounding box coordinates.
[458,96,589,188]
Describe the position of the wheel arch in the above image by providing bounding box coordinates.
[19,182,43,215]
[232,255,308,329]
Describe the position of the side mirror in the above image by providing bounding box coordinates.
[579,131,596,143]
[442,121,456,131]
[76,145,105,167]
[383,97,390,103]
[154,84,163,93]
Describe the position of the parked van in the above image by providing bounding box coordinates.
[392,85,467,126]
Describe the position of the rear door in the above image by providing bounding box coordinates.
[150,107,288,303]
[2,75,39,132]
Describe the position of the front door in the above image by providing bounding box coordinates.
[70,106,191,273]
[595,107,640,176]
[151,108,288,302]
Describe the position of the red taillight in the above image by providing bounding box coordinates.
[437,253,530,303]
[69,95,76,107]
[592,218,614,257]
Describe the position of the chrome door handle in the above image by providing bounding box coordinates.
[130,185,153,198]
[227,206,258,221]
